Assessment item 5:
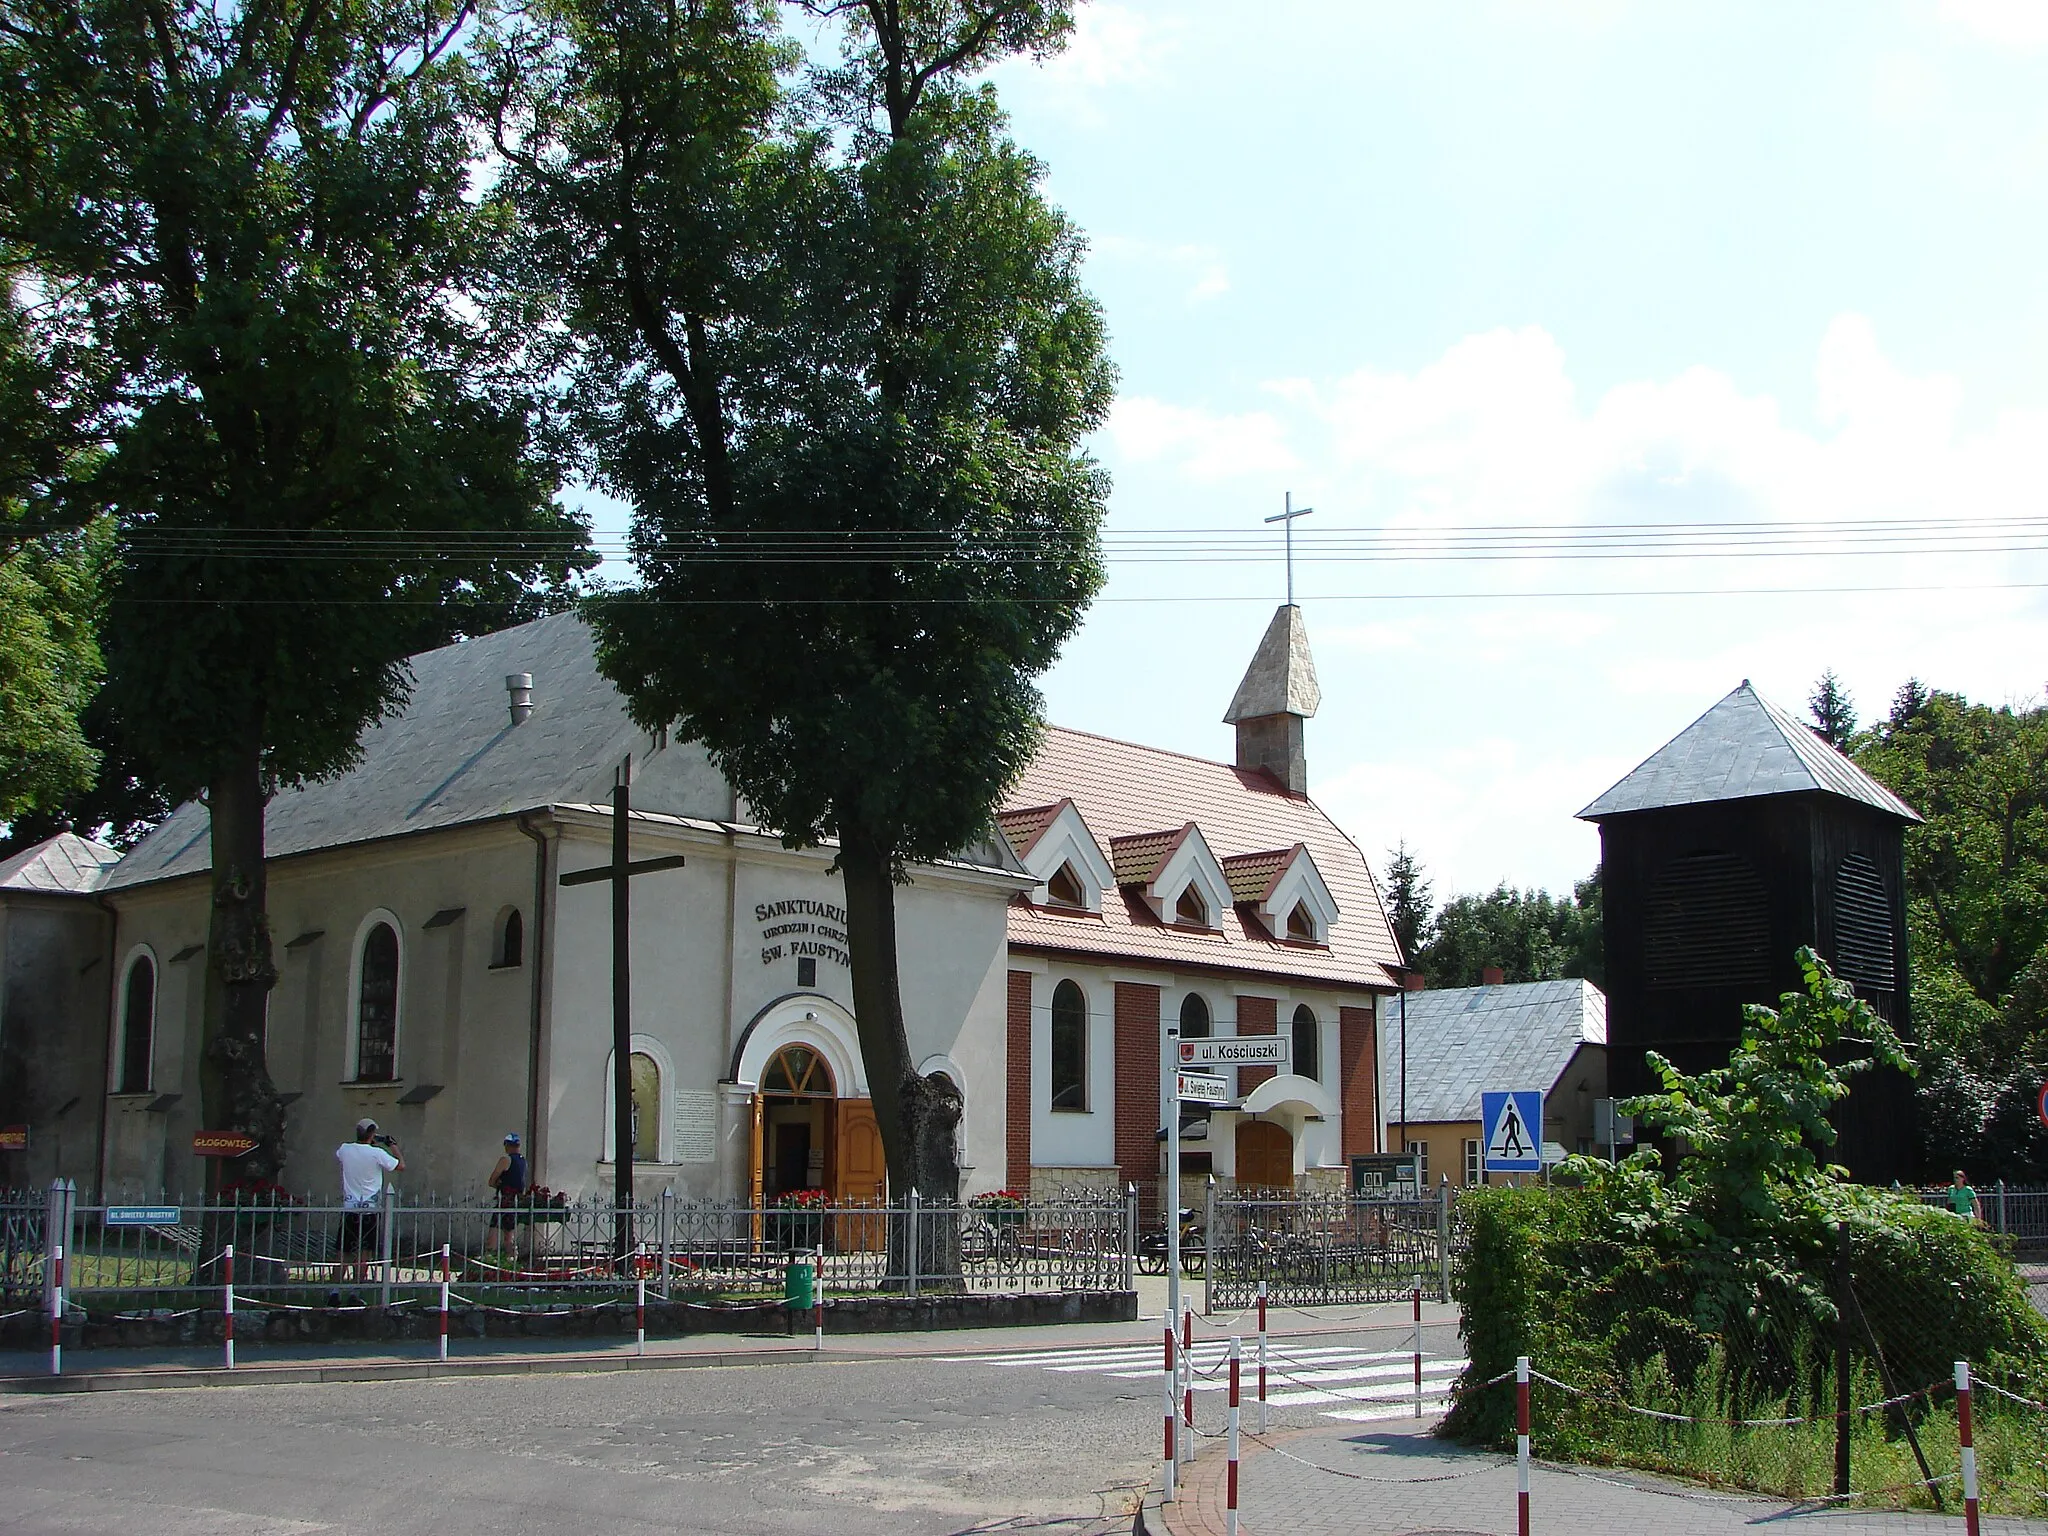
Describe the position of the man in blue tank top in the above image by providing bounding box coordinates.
[486,1133,529,1260]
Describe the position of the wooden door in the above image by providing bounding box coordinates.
[834,1098,887,1252]
[1235,1120,1293,1192]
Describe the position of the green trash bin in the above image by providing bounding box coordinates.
[784,1258,815,1311]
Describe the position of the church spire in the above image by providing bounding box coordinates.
[1225,603,1320,793]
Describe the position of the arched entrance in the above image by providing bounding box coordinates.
[1235,1120,1293,1192]
[759,1045,833,1202]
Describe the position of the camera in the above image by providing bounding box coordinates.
[371,1132,397,1149]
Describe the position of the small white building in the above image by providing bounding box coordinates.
[0,603,1406,1205]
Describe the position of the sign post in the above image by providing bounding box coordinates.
[1178,1037,1289,1069]
[1480,1091,1544,1177]
[1163,1016,1181,1347]
[1176,1072,1229,1106]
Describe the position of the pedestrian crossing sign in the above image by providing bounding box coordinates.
[1480,1090,1544,1174]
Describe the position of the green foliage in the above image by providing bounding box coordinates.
[1380,841,1432,964]
[1,0,590,801]
[1447,951,2048,1492]
[0,519,102,817]
[1808,668,1857,750]
[1413,869,1603,988]
[1849,685,2048,1176]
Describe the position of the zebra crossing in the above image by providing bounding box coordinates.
[935,1337,1467,1425]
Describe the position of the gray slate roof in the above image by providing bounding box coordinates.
[1224,604,1321,724]
[107,612,736,892]
[1576,681,1920,824]
[0,832,121,894]
[1387,978,1605,1124]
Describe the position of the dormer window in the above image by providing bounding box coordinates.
[1287,902,1316,942]
[1175,886,1209,928]
[1046,863,1086,909]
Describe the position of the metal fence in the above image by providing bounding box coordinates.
[1922,1181,2048,1248]
[1205,1186,1453,1311]
[15,1183,1134,1316]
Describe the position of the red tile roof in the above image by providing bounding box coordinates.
[1108,826,1187,886]
[995,801,1066,860]
[1004,727,1400,990]
[1221,846,1297,906]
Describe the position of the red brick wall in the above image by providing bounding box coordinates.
[1114,982,1162,1191]
[1236,994,1277,1092]
[1006,971,1033,1191]
[1339,1004,1377,1158]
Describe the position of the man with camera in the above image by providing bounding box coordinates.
[336,1118,404,1283]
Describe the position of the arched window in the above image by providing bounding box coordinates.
[492,907,524,969]
[1644,851,1769,990]
[1287,902,1317,942]
[117,952,156,1094]
[1050,980,1087,1111]
[353,920,401,1082]
[630,1051,660,1162]
[1175,886,1208,928]
[1046,863,1086,909]
[762,1043,834,1096]
[1291,1004,1320,1083]
[1179,992,1211,1040]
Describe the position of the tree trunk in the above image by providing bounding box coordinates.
[200,739,286,1192]
[839,828,963,1284]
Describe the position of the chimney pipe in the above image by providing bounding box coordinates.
[1481,965,1505,987]
[506,673,534,726]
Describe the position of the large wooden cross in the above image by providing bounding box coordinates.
[560,756,687,1257]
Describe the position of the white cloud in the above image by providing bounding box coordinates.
[1104,397,1297,482]
[1040,4,1173,88]
[1937,0,2048,47]
[1091,235,1230,304]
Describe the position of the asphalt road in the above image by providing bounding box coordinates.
[0,1312,1462,1536]
[0,1350,1156,1536]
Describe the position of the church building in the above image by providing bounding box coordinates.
[0,604,1401,1205]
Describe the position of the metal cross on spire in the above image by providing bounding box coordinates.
[1265,491,1314,605]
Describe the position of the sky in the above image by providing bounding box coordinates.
[587,0,2048,901]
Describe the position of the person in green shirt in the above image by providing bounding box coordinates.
[1947,1169,1981,1221]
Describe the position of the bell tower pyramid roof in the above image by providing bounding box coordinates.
[1224,603,1321,725]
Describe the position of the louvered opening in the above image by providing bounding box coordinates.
[1832,852,1895,987]
[1645,851,1770,989]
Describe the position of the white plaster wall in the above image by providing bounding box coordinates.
[548,820,731,1200]
[103,823,542,1198]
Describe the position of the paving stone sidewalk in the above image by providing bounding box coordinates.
[1148,1415,2048,1536]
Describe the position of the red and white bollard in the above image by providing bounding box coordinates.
[48,1243,63,1377]
[1256,1280,1268,1433]
[1181,1305,1195,1465]
[812,1245,824,1351]
[1957,1360,1981,1536]
[1226,1336,1242,1536]
[438,1243,451,1363]
[1412,1286,1424,1417]
[223,1244,236,1371]
[635,1243,647,1356]
[1161,1323,1178,1502]
[1516,1355,1531,1536]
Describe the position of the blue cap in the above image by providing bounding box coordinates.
[504,1132,521,1146]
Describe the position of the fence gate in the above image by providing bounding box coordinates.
[1208,1191,1448,1310]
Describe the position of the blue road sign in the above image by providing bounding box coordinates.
[1480,1091,1544,1174]
[105,1206,180,1226]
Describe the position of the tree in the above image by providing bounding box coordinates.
[1414,876,1603,989]
[0,274,105,822]
[1807,668,1855,749]
[500,0,1110,1206]
[0,0,588,1181]
[1381,842,1432,964]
